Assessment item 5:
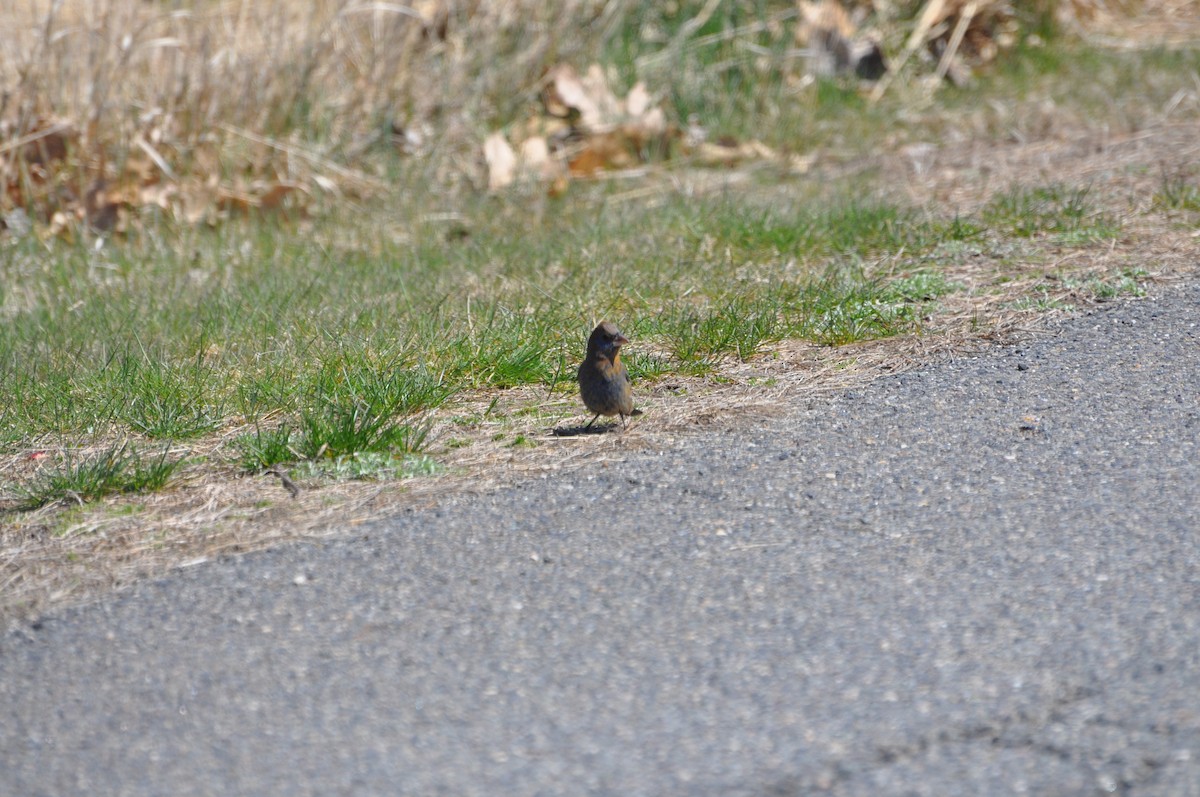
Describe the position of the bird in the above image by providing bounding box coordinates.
[577,321,639,429]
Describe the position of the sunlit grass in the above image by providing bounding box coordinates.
[18,443,183,510]
[0,180,971,494]
[982,185,1120,242]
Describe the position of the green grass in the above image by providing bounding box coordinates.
[0,183,964,507]
[296,405,432,461]
[656,295,786,370]
[0,177,1131,491]
[887,271,961,303]
[1154,168,1200,213]
[18,443,183,510]
[1062,269,1149,301]
[1010,268,1149,312]
[108,357,224,439]
[4,11,1190,508]
[982,185,1120,243]
[235,425,298,472]
[795,271,923,346]
[604,2,802,143]
[0,189,953,420]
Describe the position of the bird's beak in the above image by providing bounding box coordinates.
[615,333,629,346]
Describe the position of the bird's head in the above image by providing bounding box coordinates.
[587,321,629,359]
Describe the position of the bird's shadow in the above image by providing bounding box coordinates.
[552,423,621,437]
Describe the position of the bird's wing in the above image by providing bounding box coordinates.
[617,361,631,384]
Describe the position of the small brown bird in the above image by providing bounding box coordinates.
[578,321,638,429]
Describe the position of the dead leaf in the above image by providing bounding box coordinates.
[545,64,623,132]
[625,82,653,118]
[137,181,176,211]
[566,145,608,178]
[518,136,564,184]
[543,63,665,135]
[486,62,678,193]
[484,132,518,190]
[216,187,257,215]
[257,182,304,210]
[46,210,75,241]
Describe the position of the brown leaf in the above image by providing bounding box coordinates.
[566,146,608,178]
[257,182,303,210]
[567,129,642,177]
[215,187,258,215]
[490,63,673,192]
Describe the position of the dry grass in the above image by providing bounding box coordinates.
[2,0,1195,230]
[0,0,623,229]
[0,0,608,141]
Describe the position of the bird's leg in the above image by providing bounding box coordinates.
[620,412,627,428]
[584,413,600,429]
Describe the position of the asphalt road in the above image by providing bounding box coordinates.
[2,282,1199,796]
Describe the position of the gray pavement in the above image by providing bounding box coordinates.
[2,282,1199,796]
